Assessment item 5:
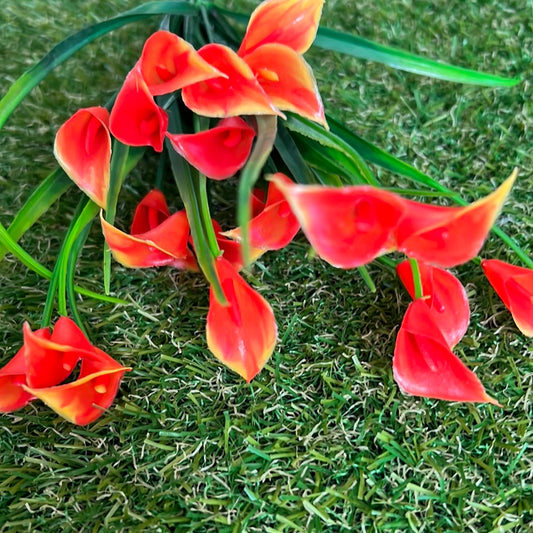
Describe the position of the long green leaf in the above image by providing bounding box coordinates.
[0,168,71,261]
[213,7,519,87]
[0,222,126,305]
[0,1,198,130]
[284,114,378,186]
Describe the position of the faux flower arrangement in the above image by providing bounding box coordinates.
[0,0,530,425]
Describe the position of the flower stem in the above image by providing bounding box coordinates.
[409,257,424,299]
[238,115,278,266]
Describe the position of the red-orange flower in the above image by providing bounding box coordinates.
[206,256,277,382]
[1,317,130,425]
[238,0,324,56]
[167,117,256,180]
[224,173,300,254]
[181,44,280,118]
[396,260,469,348]
[269,175,404,268]
[394,171,516,267]
[138,30,223,96]
[394,299,499,405]
[54,106,111,208]
[482,259,533,337]
[109,67,168,152]
[23,347,130,426]
[101,190,197,270]
[237,0,326,126]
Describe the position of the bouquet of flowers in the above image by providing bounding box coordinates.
[1,0,530,426]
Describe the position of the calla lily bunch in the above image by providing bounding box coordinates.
[0,0,530,425]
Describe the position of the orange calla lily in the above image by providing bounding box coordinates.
[23,317,94,389]
[238,0,324,56]
[396,260,469,349]
[206,256,277,382]
[130,189,170,235]
[101,212,197,270]
[395,170,516,268]
[23,347,130,426]
[394,299,499,405]
[224,173,300,253]
[101,189,196,269]
[0,346,34,412]
[54,106,111,208]
[481,259,533,337]
[138,30,224,96]
[181,44,280,118]
[269,175,404,268]
[167,117,256,180]
[109,66,168,152]
[242,43,326,126]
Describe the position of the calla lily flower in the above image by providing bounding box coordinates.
[109,67,168,152]
[0,346,34,413]
[395,171,516,268]
[54,106,111,208]
[101,190,197,270]
[1,317,130,424]
[224,173,300,253]
[181,44,281,118]
[481,259,533,337]
[23,347,130,426]
[238,0,324,56]
[242,43,326,126]
[396,260,469,348]
[138,30,224,96]
[269,175,405,268]
[206,256,277,382]
[394,299,499,405]
[167,117,256,180]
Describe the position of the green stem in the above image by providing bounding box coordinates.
[357,265,376,293]
[238,115,278,265]
[197,174,221,257]
[409,257,424,299]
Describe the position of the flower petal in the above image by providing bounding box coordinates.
[206,256,277,382]
[0,347,34,412]
[23,349,130,426]
[54,107,111,208]
[130,189,170,235]
[394,300,499,405]
[269,175,404,268]
[224,173,300,251]
[396,260,470,348]
[181,44,281,118]
[23,318,94,389]
[138,30,223,95]
[395,171,516,267]
[101,211,197,270]
[238,0,324,55]
[167,117,256,180]
[482,259,533,337]
[109,67,168,152]
[243,43,326,126]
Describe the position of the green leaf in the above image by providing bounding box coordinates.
[213,7,519,87]
[0,1,198,130]
[284,114,378,186]
[0,168,71,261]
[274,121,317,185]
[314,27,520,87]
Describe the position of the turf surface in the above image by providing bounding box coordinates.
[0,1,531,531]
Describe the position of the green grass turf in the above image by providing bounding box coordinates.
[0,0,532,531]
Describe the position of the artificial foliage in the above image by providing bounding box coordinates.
[0,0,531,427]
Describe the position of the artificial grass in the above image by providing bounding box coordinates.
[0,0,532,531]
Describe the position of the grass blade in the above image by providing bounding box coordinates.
[0,1,198,130]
